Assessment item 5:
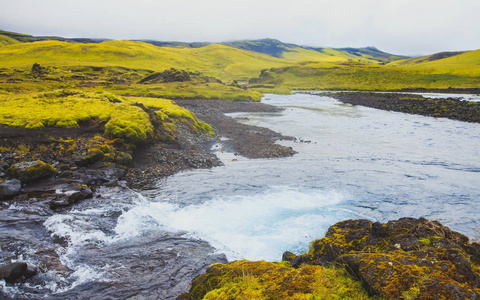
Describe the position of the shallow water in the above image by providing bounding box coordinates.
[2,93,480,298]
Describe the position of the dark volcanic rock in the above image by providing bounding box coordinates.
[8,160,55,183]
[74,149,105,167]
[0,262,36,283]
[0,179,21,200]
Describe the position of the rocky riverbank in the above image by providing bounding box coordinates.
[325,92,480,123]
[179,217,480,299]
[0,99,296,288]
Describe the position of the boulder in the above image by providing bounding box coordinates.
[48,185,93,209]
[115,152,133,166]
[0,262,36,283]
[74,149,104,167]
[281,251,312,268]
[311,217,480,299]
[8,160,55,183]
[0,179,21,200]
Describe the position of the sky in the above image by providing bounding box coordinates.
[1,0,479,56]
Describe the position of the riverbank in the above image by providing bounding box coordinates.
[326,91,480,123]
[0,99,296,291]
[125,100,296,188]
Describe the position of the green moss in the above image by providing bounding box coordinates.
[309,218,480,299]
[180,260,377,300]
[0,90,216,144]
[419,238,431,246]
[8,160,55,182]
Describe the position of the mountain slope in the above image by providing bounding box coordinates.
[138,38,405,64]
[0,39,291,81]
[1,30,407,66]
[391,49,480,68]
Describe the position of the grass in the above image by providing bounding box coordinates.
[108,82,263,101]
[1,38,478,93]
[191,260,379,300]
[0,90,213,144]
[0,34,20,47]
[0,40,290,82]
[248,61,480,91]
[0,65,263,101]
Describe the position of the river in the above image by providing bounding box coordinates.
[2,93,480,299]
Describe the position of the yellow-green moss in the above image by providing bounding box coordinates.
[181,260,377,300]
[8,160,55,182]
[0,90,214,144]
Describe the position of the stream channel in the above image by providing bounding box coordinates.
[1,93,480,299]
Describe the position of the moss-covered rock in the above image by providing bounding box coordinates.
[114,151,133,166]
[7,160,55,183]
[74,149,104,167]
[178,260,372,300]
[311,218,480,299]
[181,218,480,300]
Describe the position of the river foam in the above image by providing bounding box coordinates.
[119,186,352,261]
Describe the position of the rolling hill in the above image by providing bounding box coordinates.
[1,30,479,92]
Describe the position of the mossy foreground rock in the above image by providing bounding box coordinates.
[180,218,480,300]
[311,218,480,299]
[8,160,55,182]
[178,260,371,300]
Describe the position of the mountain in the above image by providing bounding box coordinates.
[0,30,106,45]
[138,38,407,64]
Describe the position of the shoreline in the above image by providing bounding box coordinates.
[321,91,480,123]
[0,99,296,292]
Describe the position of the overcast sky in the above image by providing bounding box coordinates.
[1,0,479,56]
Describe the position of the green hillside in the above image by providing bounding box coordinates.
[1,30,478,95]
[248,60,480,92]
[0,34,20,47]
[0,40,291,82]
[137,38,405,64]
[388,49,480,76]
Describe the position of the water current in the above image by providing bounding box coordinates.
[2,93,480,299]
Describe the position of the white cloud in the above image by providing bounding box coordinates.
[0,0,479,55]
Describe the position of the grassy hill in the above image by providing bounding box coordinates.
[248,60,480,92]
[1,30,479,95]
[388,49,480,76]
[0,40,291,82]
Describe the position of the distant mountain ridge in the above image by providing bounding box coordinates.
[1,29,479,71]
[0,30,406,64]
[0,30,106,44]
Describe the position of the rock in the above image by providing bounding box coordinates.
[282,251,296,262]
[0,262,36,283]
[74,149,104,167]
[177,259,370,300]
[281,251,312,268]
[291,254,312,268]
[8,160,55,183]
[0,179,22,200]
[311,217,480,299]
[48,185,93,209]
[115,151,133,166]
